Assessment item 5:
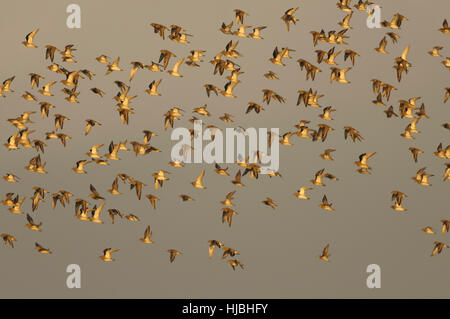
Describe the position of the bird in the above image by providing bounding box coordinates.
[320,149,336,161]
[384,30,399,43]
[246,102,265,114]
[311,169,339,186]
[431,242,448,256]
[180,194,194,202]
[394,46,412,82]
[234,9,249,24]
[280,132,295,146]
[104,142,121,161]
[100,248,119,261]
[145,61,164,72]
[382,13,408,29]
[221,81,239,98]
[249,26,267,39]
[297,59,322,81]
[85,119,101,136]
[222,246,240,258]
[52,193,65,209]
[344,49,359,66]
[1,234,17,248]
[8,195,25,214]
[439,19,450,34]
[409,147,424,163]
[3,173,19,183]
[262,197,277,209]
[318,244,330,261]
[129,61,144,81]
[29,73,44,89]
[319,106,336,121]
[108,209,123,224]
[444,163,450,181]
[375,36,388,54]
[30,192,45,212]
[191,170,206,189]
[22,91,37,101]
[233,25,251,38]
[86,144,103,159]
[381,83,397,101]
[140,226,154,244]
[153,170,169,189]
[90,88,105,97]
[222,208,239,227]
[317,47,341,65]
[26,214,42,232]
[338,12,353,29]
[262,89,285,104]
[106,57,122,75]
[220,21,233,34]
[221,191,236,207]
[89,184,105,201]
[60,70,81,87]
[344,126,363,142]
[391,191,407,211]
[168,249,182,263]
[264,71,279,80]
[384,106,398,118]
[231,170,245,187]
[319,195,335,212]
[204,84,219,97]
[39,102,55,119]
[214,163,229,176]
[158,50,177,70]
[428,46,443,57]
[167,58,185,77]
[208,240,224,259]
[54,114,69,131]
[281,7,299,31]
[150,23,169,39]
[330,67,351,83]
[412,167,433,186]
[193,104,211,117]
[422,227,435,235]
[107,178,121,195]
[1,76,15,94]
[88,203,105,224]
[145,194,160,209]
[293,187,313,200]
[228,259,244,271]
[269,47,289,66]
[372,93,386,107]
[39,81,57,96]
[146,79,162,96]
[219,113,234,122]
[22,29,39,48]
[45,45,59,62]
[355,152,376,170]
[441,220,450,234]
[35,242,52,254]
[130,180,146,200]
[127,214,142,222]
[434,143,450,159]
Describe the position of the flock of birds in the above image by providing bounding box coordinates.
[1,0,450,271]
